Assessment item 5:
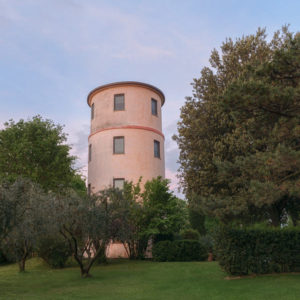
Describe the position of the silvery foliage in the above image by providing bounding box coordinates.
[51,190,109,277]
[1,178,50,269]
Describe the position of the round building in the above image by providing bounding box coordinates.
[87,81,165,194]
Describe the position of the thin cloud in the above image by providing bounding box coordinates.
[0,0,24,23]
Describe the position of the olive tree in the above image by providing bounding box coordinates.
[1,178,47,271]
[53,191,109,277]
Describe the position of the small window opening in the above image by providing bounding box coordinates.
[114,94,125,111]
[113,137,124,154]
[113,178,125,189]
[154,140,160,158]
[151,98,158,115]
[91,103,94,119]
[89,144,92,162]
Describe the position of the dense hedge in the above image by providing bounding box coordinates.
[152,240,208,262]
[215,227,300,275]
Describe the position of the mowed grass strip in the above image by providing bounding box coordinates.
[0,258,300,300]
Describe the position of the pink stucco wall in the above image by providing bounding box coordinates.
[87,82,165,193]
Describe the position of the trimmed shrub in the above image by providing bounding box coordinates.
[152,240,175,261]
[175,240,208,261]
[37,236,71,268]
[180,228,200,240]
[215,227,300,275]
[153,240,208,262]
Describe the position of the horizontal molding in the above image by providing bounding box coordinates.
[89,125,165,139]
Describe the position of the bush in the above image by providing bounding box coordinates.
[180,228,200,240]
[215,227,300,275]
[37,236,71,268]
[153,240,208,262]
[152,240,175,261]
[174,240,208,261]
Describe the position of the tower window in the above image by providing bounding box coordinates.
[151,98,158,115]
[154,140,160,158]
[113,178,125,189]
[91,103,94,119]
[114,94,125,111]
[113,137,124,154]
[88,184,91,196]
[89,144,92,162]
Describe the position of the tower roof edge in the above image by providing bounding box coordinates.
[87,81,165,107]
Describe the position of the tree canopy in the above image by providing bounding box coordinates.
[0,175,188,276]
[0,116,76,191]
[1,178,47,271]
[106,177,188,259]
[174,27,300,226]
[142,177,188,237]
[55,191,109,277]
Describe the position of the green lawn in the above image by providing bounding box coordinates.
[0,258,299,300]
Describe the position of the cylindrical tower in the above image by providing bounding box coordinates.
[87,81,165,193]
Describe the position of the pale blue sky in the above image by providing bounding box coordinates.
[1,0,299,195]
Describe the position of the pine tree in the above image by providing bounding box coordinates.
[174,27,300,226]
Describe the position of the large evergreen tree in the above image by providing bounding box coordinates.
[174,27,300,226]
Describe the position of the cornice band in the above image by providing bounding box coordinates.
[88,125,165,139]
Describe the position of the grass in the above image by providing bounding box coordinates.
[0,258,300,300]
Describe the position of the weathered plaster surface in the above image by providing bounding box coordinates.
[87,82,165,258]
[88,83,165,192]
